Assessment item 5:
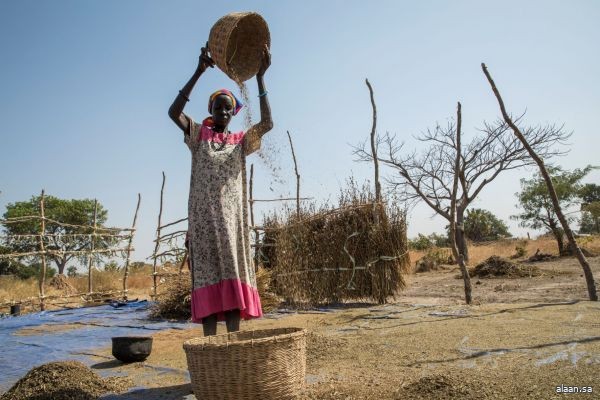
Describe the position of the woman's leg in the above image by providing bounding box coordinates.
[225,309,241,332]
[202,313,218,336]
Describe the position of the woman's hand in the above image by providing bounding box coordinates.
[257,45,271,77]
[197,43,215,74]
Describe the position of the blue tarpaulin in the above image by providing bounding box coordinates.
[0,302,193,394]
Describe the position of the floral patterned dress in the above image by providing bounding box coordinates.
[184,116,262,322]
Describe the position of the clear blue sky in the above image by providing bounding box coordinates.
[1,1,599,263]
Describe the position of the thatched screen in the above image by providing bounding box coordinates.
[262,186,410,306]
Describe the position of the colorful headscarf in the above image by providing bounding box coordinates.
[208,89,244,116]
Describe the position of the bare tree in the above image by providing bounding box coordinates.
[354,104,570,263]
[482,62,597,302]
[449,102,472,304]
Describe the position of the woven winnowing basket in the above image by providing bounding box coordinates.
[183,327,307,400]
[208,12,271,82]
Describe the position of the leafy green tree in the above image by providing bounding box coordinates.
[0,245,24,275]
[462,208,511,242]
[67,266,78,277]
[1,195,113,275]
[1,246,57,279]
[579,183,600,234]
[513,166,595,254]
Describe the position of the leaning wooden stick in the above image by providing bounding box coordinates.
[365,78,381,204]
[287,131,301,218]
[249,164,259,271]
[152,172,166,298]
[38,190,47,311]
[122,193,141,300]
[178,250,188,274]
[481,62,597,301]
[88,199,98,294]
[366,78,382,227]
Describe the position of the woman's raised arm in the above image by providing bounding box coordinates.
[168,45,215,132]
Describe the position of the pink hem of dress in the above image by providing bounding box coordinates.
[191,279,263,323]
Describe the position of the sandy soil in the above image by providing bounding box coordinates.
[90,256,600,399]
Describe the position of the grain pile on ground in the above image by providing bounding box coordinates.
[395,375,488,400]
[471,256,541,278]
[149,273,191,320]
[266,183,410,306]
[0,361,130,400]
[49,274,76,294]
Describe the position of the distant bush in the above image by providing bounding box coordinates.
[415,248,453,272]
[104,261,121,272]
[409,233,450,250]
[409,234,432,250]
[14,263,56,280]
[130,261,151,271]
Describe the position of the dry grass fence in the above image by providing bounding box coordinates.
[0,191,141,313]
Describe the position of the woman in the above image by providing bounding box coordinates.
[168,44,273,336]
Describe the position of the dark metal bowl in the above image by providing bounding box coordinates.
[111,336,153,363]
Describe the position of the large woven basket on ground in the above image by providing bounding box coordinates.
[183,327,306,400]
[208,12,270,82]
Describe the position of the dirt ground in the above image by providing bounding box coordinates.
[85,256,600,399]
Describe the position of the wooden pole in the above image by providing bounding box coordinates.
[287,131,301,219]
[88,199,98,294]
[249,164,258,272]
[482,63,597,301]
[366,79,382,204]
[38,190,47,311]
[152,172,166,298]
[178,251,188,274]
[248,197,313,203]
[122,193,141,300]
[366,79,382,226]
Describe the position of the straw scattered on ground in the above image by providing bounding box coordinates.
[149,273,191,320]
[471,256,541,278]
[0,361,130,400]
